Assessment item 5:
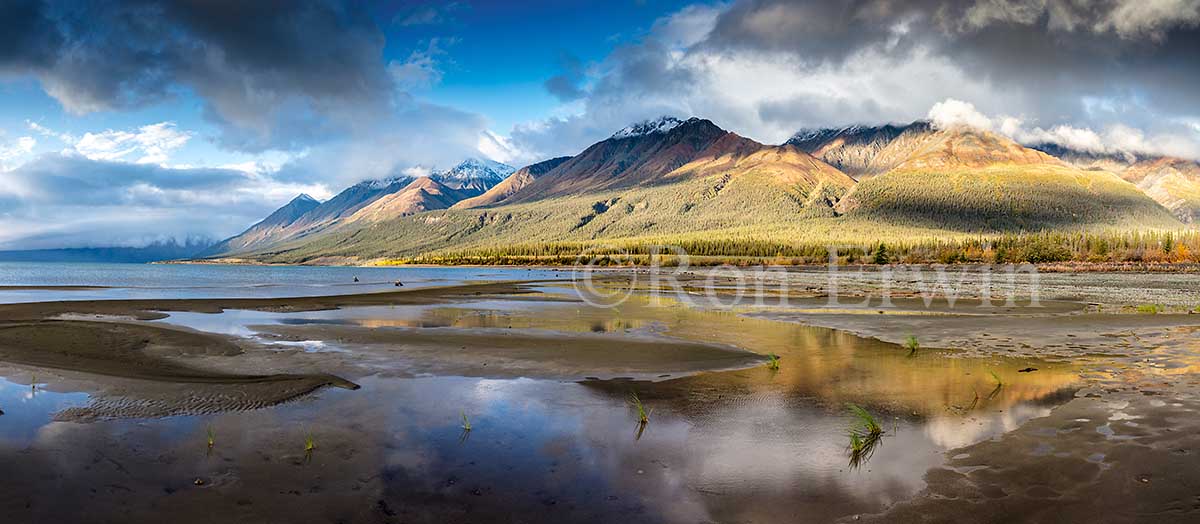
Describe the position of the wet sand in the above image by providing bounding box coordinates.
[0,280,762,418]
[0,285,110,291]
[0,280,564,321]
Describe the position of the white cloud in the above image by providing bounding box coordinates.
[0,133,37,170]
[476,130,529,165]
[30,121,193,165]
[400,165,432,178]
[927,98,996,131]
[1096,0,1200,39]
[923,97,1200,159]
[388,39,452,91]
[0,153,333,249]
[74,122,192,164]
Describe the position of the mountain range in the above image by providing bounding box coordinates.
[0,239,214,264]
[202,117,1196,264]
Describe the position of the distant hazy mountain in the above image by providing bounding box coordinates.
[0,239,213,263]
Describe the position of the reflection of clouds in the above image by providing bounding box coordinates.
[569,389,943,521]
[924,404,1053,449]
[0,369,1075,522]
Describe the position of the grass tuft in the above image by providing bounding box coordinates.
[1136,303,1165,314]
[460,411,472,431]
[765,353,781,371]
[848,403,883,437]
[903,335,920,356]
[629,392,651,425]
[846,403,885,469]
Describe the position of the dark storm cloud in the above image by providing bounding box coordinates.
[544,75,585,101]
[700,0,1200,123]
[512,0,1200,159]
[543,54,587,102]
[0,0,63,72]
[0,0,394,152]
[6,154,250,206]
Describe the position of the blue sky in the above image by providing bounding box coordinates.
[0,0,1198,249]
[2,0,701,169]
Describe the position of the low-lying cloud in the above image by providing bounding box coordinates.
[0,153,329,249]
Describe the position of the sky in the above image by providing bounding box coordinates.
[0,0,1198,249]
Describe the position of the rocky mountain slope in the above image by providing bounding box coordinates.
[837,127,1179,230]
[503,117,764,203]
[211,159,514,253]
[453,156,571,209]
[202,194,320,255]
[1032,145,1200,224]
[430,158,515,196]
[788,122,934,180]
[344,176,470,223]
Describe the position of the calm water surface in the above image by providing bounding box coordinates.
[0,261,565,302]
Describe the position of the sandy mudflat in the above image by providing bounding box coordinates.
[0,285,111,290]
[1,275,1200,523]
[0,280,562,321]
[257,323,763,380]
[0,279,762,419]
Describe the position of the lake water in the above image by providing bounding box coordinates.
[0,261,567,302]
[0,262,1086,522]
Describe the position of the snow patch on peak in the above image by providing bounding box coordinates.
[362,176,414,190]
[445,157,516,178]
[294,193,318,203]
[610,116,694,139]
[788,125,867,145]
[430,157,515,192]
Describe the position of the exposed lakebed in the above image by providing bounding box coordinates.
[0,269,1196,522]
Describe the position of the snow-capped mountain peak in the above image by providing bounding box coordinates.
[430,157,515,193]
[610,116,696,139]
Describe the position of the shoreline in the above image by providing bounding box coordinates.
[162,256,1200,273]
